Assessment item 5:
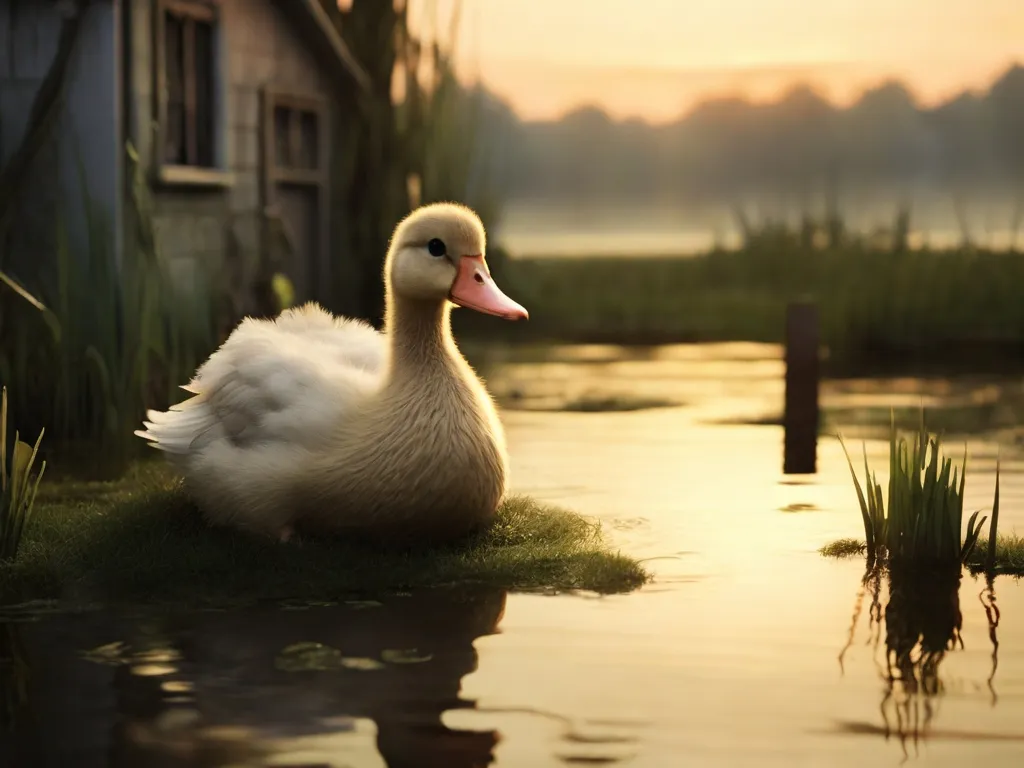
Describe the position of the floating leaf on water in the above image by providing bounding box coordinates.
[275,641,346,672]
[340,657,386,671]
[132,664,176,677]
[382,648,433,664]
[134,648,181,664]
[275,643,386,672]
[81,641,129,665]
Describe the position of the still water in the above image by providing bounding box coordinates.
[2,344,1024,767]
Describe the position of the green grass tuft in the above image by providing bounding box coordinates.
[822,535,1024,575]
[967,535,1024,575]
[836,411,993,570]
[819,538,867,558]
[0,461,649,608]
[0,387,46,563]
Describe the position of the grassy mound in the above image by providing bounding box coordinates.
[0,462,649,608]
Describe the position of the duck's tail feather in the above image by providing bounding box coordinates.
[134,394,213,455]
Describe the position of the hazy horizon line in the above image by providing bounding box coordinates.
[464,58,1023,127]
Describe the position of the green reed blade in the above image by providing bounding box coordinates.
[986,456,1001,573]
[962,510,987,562]
[1,386,7,492]
[839,434,875,556]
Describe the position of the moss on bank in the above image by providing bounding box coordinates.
[0,461,649,608]
[819,535,1024,576]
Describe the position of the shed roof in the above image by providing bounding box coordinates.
[271,0,371,94]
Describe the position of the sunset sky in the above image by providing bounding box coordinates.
[410,0,1024,123]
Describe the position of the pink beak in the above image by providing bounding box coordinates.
[448,255,529,321]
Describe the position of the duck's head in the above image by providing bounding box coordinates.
[386,203,528,321]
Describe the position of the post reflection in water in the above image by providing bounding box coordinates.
[835,566,1004,760]
[0,586,508,768]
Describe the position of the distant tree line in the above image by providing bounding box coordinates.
[468,64,1024,205]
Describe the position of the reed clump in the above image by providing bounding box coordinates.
[834,413,1001,573]
[0,387,46,564]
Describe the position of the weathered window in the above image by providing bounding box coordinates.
[159,1,217,168]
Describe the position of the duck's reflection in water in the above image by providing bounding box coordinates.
[0,586,507,768]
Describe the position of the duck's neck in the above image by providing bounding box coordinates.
[385,295,463,385]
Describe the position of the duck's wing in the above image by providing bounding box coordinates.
[271,302,387,375]
[135,305,385,455]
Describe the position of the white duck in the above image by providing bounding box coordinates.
[136,203,528,545]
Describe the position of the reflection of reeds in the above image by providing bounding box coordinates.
[884,567,963,693]
[838,569,871,676]
[838,565,1003,758]
[0,623,30,731]
[979,578,1000,706]
[878,568,960,759]
[838,569,884,678]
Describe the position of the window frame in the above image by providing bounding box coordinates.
[261,90,330,187]
[153,0,232,187]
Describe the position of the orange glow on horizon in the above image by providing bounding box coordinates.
[409,0,1024,123]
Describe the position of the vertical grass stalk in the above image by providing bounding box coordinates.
[0,387,46,563]
[986,455,1001,575]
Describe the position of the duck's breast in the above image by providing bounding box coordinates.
[300,373,508,543]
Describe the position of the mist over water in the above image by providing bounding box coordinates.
[496,193,1023,257]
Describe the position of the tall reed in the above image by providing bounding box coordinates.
[0,387,45,563]
[0,141,215,471]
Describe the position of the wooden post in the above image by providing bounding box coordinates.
[783,301,820,474]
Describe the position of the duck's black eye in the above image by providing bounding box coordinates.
[427,238,447,257]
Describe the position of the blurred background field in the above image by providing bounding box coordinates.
[3,0,1024,466]
[460,238,1024,375]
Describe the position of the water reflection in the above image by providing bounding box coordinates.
[837,567,1005,759]
[980,579,1001,705]
[6,343,1024,765]
[0,587,507,768]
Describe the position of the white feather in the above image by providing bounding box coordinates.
[135,303,386,457]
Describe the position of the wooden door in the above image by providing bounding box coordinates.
[261,89,329,304]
